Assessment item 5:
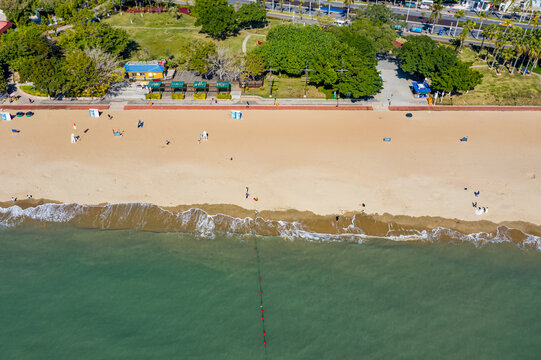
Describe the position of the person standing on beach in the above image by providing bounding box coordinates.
[245,187,249,199]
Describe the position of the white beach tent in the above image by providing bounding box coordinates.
[1,112,12,121]
[89,109,100,118]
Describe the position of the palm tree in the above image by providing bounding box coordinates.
[453,10,465,37]
[527,12,540,34]
[499,47,515,73]
[480,24,498,58]
[458,19,476,52]
[502,18,513,35]
[429,2,444,34]
[477,11,489,39]
[524,36,540,75]
[490,30,507,69]
[344,0,354,20]
[509,39,525,74]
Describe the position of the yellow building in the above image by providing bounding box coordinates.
[124,61,165,80]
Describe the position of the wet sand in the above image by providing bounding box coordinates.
[1,109,540,232]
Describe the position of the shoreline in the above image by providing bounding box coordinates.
[3,200,541,247]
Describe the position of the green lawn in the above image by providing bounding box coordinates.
[103,13,279,59]
[243,75,326,98]
[458,46,487,66]
[440,66,541,106]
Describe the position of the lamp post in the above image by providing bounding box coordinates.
[303,61,313,98]
[266,61,277,98]
[335,62,348,107]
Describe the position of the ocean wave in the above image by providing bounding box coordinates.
[0,202,540,250]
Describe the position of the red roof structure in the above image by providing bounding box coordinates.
[392,41,403,49]
[0,21,12,35]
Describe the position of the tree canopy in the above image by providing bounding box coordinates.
[194,0,236,39]
[398,35,457,79]
[0,26,53,69]
[351,4,399,53]
[255,24,382,98]
[398,35,483,94]
[243,52,265,80]
[58,23,132,57]
[237,2,267,29]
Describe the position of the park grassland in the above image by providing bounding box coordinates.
[243,77,326,98]
[103,12,280,59]
[443,49,541,106]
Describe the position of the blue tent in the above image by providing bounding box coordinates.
[412,82,431,95]
[320,6,346,14]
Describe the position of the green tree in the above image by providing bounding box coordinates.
[243,52,265,80]
[510,37,526,74]
[255,25,336,75]
[358,4,400,25]
[237,2,267,29]
[476,11,489,39]
[431,60,483,95]
[398,35,457,79]
[499,47,515,73]
[63,49,100,96]
[350,15,396,53]
[457,19,476,52]
[0,26,53,69]
[452,9,465,37]
[0,66,7,94]
[178,40,217,75]
[0,0,32,26]
[17,56,69,96]
[58,23,131,57]
[479,24,498,58]
[344,0,355,20]
[429,2,444,34]
[194,0,236,39]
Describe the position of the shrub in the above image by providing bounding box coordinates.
[193,93,206,100]
[217,93,231,100]
[19,85,48,97]
[172,93,185,100]
[145,93,161,99]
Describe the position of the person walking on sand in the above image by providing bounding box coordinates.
[203,131,207,141]
[245,187,249,199]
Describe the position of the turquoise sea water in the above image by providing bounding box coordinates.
[1,225,540,359]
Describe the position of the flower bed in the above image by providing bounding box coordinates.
[193,93,206,100]
[172,93,185,100]
[217,93,231,100]
[145,93,162,100]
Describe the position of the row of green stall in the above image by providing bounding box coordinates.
[147,81,231,99]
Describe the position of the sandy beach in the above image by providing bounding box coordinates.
[1,109,541,232]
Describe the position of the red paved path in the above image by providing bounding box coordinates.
[0,105,110,110]
[389,106,541,111]
[124,105,374,110]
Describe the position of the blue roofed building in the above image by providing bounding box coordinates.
[124,61,165,80]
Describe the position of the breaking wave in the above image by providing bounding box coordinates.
[1,202,540,250]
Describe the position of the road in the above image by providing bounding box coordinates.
[223,0,535,38]
[267,11,498,48]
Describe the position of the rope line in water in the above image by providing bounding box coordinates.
[253,211,268,359]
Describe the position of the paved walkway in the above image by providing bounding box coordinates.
[374,58,428,107]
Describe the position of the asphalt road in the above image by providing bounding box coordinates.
[227,0,535,34]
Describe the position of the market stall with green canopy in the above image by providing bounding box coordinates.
[170,81,185,93]
[192,81,207,99]
[216,81,230,94]
[147,81,162,93]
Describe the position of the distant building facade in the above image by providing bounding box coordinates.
[124,61,165,80]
